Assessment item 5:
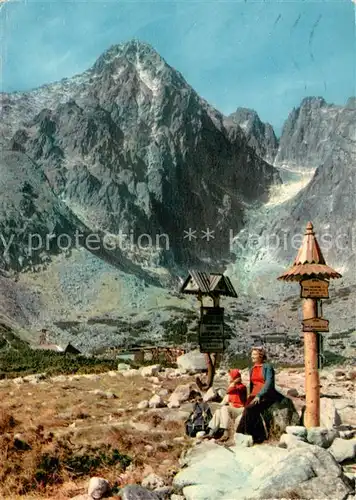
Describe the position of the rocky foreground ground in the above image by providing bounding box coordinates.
[0,351,354,499]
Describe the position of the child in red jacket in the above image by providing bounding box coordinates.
[206,369,247,442]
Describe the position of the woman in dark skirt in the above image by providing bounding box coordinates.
[236,347,283,444]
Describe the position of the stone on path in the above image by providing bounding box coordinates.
[123,369,140,377]
[279,433,304,448]
[87,477,110,499]
[279,476,352,500]
[167,395,181,408]
[168,384,194,405]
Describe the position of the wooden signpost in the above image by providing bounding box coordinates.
[180,271,237,389]
[278,222,342,428]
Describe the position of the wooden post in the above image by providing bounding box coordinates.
[196,294,219,391]
[205,353,215,389]
[205,295,220,388]
[302,298,320,428]
[278,223,342,428]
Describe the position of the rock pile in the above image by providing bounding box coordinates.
[173,433,355,500]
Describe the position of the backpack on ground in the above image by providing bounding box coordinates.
[185,401,212,437]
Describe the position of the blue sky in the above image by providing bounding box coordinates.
[1,0,355,134]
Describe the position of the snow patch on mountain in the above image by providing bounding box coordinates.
[267,165,315,206]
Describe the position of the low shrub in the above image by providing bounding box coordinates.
[0,421,132,496]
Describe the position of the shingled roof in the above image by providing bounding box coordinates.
[180,271,237,297]
[278,222,342,281]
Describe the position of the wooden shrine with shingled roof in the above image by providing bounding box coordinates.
[180,270,237,389]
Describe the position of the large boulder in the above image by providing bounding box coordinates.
[173,440,352,500]
[263,396,300,439]
[275,476,352,500]
[177,350,207,373]
[329,438,356,463]
[307,427,338,448]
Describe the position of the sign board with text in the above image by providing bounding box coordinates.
[300,279,329,299]
[199,307,225,352]
[302,317,329,332]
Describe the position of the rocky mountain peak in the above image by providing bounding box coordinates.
[299,96,327,109]
[226,107,278,163]
[90,39,187,95]
[92,39,162,68]
[274,95,355,168]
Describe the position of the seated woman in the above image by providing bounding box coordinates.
[205,368,247,442]
[236,347,283,444]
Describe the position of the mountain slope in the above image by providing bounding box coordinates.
[1,40,280,270]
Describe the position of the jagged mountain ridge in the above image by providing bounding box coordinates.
[229,96,356,168]
[226,108,278,164]
[1,40,280,271]
[274,96,356,168]
[229,96,356,299]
